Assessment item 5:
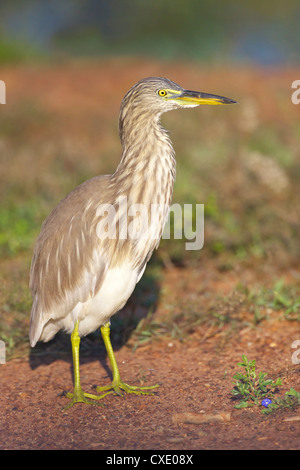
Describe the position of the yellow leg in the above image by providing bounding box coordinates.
[96,322,159,396]
[64,320,111,409]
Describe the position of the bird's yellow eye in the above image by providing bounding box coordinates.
[158,89,167,97]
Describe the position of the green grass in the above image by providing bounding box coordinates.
[0,269,32,359]
[132,278,300,349]
[0,202,42,257]
[240,280,300,323]
[0,36,43,64]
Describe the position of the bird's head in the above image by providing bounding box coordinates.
[121,77,237,116]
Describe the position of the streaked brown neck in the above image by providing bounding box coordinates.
[113,107,176,210]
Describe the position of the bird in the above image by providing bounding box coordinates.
[29,77,236,408]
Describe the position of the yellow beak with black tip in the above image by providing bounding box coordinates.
[165,88,237,107]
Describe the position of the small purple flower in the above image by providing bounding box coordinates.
[261,398,272,408]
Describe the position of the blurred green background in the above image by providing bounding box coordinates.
[0,0,300,64]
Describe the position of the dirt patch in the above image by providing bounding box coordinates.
[1,265,300,450]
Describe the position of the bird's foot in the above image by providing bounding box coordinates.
[96,379,159,397]
[63,387,112,410]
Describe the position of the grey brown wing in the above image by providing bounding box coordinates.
[29,177,110,346]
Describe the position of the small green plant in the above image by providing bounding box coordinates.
[261,388,300,414]
[231,355,282,409]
